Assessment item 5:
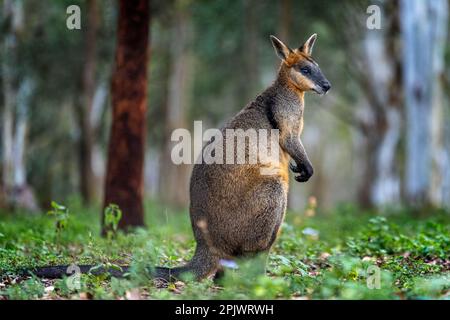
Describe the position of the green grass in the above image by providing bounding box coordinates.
[0,198,449,300]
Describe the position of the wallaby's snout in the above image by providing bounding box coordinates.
[309,67,331,95]
[321,80,331,93]
[314,78,331,95]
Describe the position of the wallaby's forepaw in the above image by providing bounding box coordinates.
[290,162,314,182]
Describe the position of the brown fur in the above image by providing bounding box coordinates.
[159,35,331,281]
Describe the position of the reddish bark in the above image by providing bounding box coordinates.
[102,0,150,233]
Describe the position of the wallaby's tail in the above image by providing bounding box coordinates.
[12,265,129,279]
[152,266,191,281]
[7,246,219,281]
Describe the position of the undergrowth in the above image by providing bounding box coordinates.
[0,199,449,300]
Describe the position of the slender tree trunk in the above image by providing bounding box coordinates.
[443,64,450,208]
[279,0,292,43]
[370,0,402,207]
[400,0,448,207]
[12,79,38,211]
[102,0,150,232]
[160,0,192,208]
[429,0,449,206]
[1,70,14,197]
[240,0,260,101]
[77,0,98,206]
[442,90,450,208]
[2,0,16,194]
[357,0,402,208]
[1,0,38,212]
[90,82,108,200]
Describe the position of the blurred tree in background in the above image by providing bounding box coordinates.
[102,0,150,232]
[0,0,449,218]
[401,0,449,207]
[159,0,193,208]
[76,0,98,206]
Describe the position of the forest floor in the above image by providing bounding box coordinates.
[0,199,449,300]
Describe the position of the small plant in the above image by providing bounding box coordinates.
[47,201,69,240]
[104,204,122,240]
[2,276,45,300]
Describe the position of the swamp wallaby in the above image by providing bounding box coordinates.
[18,34,330,282]
[156,34,331,280]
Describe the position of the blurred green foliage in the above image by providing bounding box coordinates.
[1,201,448,300]
[0,0,377,205]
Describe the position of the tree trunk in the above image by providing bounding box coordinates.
[279,0,292,43]
[442,90,450,208]
[77,0,98,206]
[160,0,192,208]
[12,79,38,211]
[1,0,38,212]
[90,82,108,200]
[443,63,450,208]
[240,0,260,101]
[400,0,448,207]
[357,0,402,208]
[102,0,150,233]
[429,1,449,207]
[1,0,16,195]
[370,0,402,207]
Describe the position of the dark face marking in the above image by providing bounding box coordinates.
[294,59,331,94]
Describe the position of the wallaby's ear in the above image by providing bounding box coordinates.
[270,35,292,61]
[300,33,317,55]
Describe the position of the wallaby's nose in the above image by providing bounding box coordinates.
[322,81,331,93]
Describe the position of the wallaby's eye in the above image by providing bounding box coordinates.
[300,67,311,75]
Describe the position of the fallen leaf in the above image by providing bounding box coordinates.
[126,288,141,300]
[320,252,331,260]
[45,286,55,293]
[79,292,90,300]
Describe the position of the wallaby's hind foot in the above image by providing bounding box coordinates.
[154,245,219,282]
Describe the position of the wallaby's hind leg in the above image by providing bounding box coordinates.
[241,180,287,254]
[188,244,220,280]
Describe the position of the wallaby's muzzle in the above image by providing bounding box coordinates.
[313,79,331,95]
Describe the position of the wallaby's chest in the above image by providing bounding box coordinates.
[271,102,304,137]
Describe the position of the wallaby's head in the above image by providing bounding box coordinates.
[270,34,331,95]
